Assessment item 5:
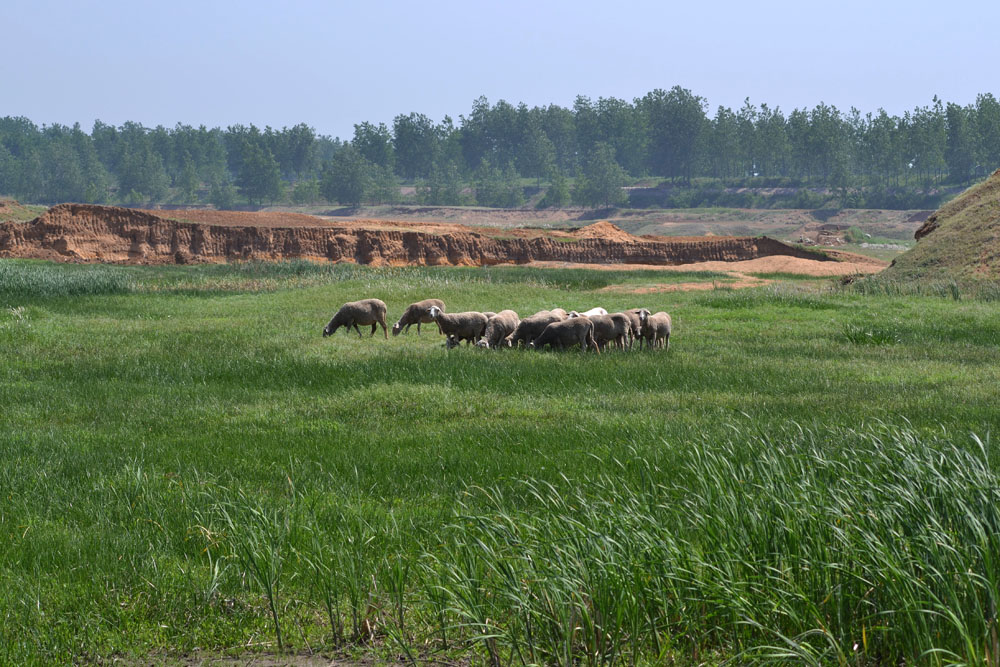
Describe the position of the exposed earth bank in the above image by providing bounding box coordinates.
[0,204,885,274]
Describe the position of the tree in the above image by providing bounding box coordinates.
[573,142,628,207]
[237,142,282,205]
[418,160,463,205]
[209,176,236,210]
[177,153,199,202]
[945,102,976,183]
[518,121,556,185]
[369,166,399,204]
[975,93,1000,170]
[118,145,169,203]
[639,86,707,182]
[291,178,321,205]
[320,145,371,206]
[393,112,437,179]
[475,160,523,208]
[537,168,570,208]
[353,122,394,172]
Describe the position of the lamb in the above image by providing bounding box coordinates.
[481,311,498,320]
[322,299,388,339]
[567,307,608,318]
[476,310,521,348]
[638,309,672,350]
[429,306,489,347]
[504,310,565,348]
[549,308,569,319]
[528,318,600,353]
[392,298,445,336]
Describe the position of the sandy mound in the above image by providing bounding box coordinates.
[530,252,886,278]
[571,221,641,243]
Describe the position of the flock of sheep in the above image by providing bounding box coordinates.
[322,298,672,353]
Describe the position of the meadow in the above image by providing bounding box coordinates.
[2,259,1000,665]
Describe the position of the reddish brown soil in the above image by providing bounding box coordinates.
[0,204,886,274]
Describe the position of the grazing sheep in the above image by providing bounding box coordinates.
[528,318,600,353]
[323,299,388,339]
[591,313,631,351]
[549,308,569,319]
[481,311,498,320]
[476,310,521,348]
[429,306,489,347]
[568,307,608,318]
[638,310,672,350]
[622,309,644,350]
[392,298,445,336]
[504,310,565,348]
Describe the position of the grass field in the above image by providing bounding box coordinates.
[2,260,1000,665]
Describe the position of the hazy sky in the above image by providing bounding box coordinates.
[5,0,997,139]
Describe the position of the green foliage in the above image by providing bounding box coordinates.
[474,160,523,208]
[537,168,570,208]
[290,178,321,205]
[572,142,628,207]
[3,88,1000,208]
[176,154,199,203]
[236,142,282,206]
[368,165,399,205]
[417,160,463,205]
[3,262,1000,663]
[0,260,134,297]
[843,225,866,243]
[208,177,236,210]
[320,145,372,206]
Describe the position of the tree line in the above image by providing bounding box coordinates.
[2,87,999,210]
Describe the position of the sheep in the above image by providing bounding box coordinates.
[504,310,565,348]
[638,309,672,350]
[549,308,569,319]
[591,313,631,351]
[567,307,608,318]
[392,298,445,336]
[476,310,521,348]
[429,306,489,347]
[622,309,645,350]
[528,318,600,353]
[322,299,388,339]
[481,311,498,320]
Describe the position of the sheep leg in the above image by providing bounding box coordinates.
[416,322,420,334]
[353,323,363,338]
[379,317,388,339]
[664,333,670,350]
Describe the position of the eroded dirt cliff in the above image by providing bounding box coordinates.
[0,204,838,267]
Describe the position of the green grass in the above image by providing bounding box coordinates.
[2,260,1000,664]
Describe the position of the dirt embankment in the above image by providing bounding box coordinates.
[1,204,866,269]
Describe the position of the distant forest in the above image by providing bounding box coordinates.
[2,87,1000,210]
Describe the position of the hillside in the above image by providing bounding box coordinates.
[885,169,1000,279]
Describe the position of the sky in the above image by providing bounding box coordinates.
[5,0,998,139]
